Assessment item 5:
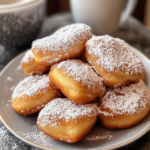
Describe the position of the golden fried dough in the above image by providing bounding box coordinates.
[12,75,62,115]
[37,98,98,143]
[85,35,145,87]
[98,80,150,129]
[49,59,106,104]
[21,50,49,76]
[32,24,92,66]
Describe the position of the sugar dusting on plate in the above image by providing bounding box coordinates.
[17,125,53,147]
[7,77,13,82]
[84,131,114,142]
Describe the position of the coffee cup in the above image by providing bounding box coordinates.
[70,0,137,34]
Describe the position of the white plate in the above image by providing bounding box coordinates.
[0,47,150,150]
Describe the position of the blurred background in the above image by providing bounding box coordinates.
[0,0,150,48]
[46,0,150,29]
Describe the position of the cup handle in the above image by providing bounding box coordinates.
[120,0,138,27]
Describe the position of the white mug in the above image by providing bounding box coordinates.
[70,0,137,34]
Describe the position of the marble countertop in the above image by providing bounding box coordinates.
[0,13,150,150]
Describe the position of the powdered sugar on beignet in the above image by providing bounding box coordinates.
[37,98,98,143]
[32,24,92,66]
[12,75,51,100]
[12,75,62,115]
[33,24,92,55]
[99,80,150,117]
[86,35,144,75]
[57,59,105,90]
[37,98,98,127]
[49,59,106,104]
[21,50,34,64]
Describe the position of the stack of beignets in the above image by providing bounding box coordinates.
[11,24,150,144]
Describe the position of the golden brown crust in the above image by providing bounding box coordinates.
[12,75,63,115]
[49,63,106,104]
[98,80,150,129]
[98,105,149,129]
[32,23,92,66]
[32,38,90,66]
[85,50,145,87]
[12,103,43,115]
[37,116,97,143]
[12,87,63,116]
[21,60,50,76]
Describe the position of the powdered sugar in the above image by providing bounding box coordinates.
[18,125,53,147]
[12,75,50,99]
[99,80,150,116]
[40,56,61,64]
[56,59,105,90]
[37,98,98,127]
[21,50,34,64]
[86,35,144,75]
[85,132,114,141]
[32,24,92,54]
[7,77,13,82]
